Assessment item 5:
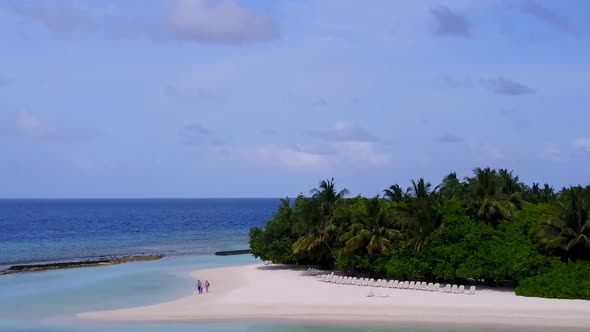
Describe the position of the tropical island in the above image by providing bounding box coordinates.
[78,168,590,329]
[249,168,590,300]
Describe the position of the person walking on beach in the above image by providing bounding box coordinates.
[196,280,202,294]
[205,280,210,293]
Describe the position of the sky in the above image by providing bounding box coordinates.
[0,0,589,198]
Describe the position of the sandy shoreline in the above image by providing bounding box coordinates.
[78,263,590,330]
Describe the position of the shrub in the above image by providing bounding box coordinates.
[515,261,590,300]
[386,247,430,279]
[249,198,298,264]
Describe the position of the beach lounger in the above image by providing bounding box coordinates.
[375,279,382,287]
[451,285,458,293]
[441,284,451,293]
[458,285,465,294]
[351,277,358,285]
[364,278,370,286]
[381,279,388,287]
[392,280,399,288]
[347,277,353,285]
[467,286,476,295]
[427,282,434,291]
[402,281,409,289]
[369,278,375,286]
[418,282,426,290]
[408,281,415,290]
[433,283,440,291]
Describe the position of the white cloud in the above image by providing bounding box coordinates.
[237,144,331,171]
[172,0,277,43]
[574,138,590,153]
[14,112,99,141]
[304,122,377,142]
[18,112,46,137]
[1,0,277,44]
[541,145,562,161]
[334,141,391,168]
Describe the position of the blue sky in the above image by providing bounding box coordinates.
[1,0,589,198]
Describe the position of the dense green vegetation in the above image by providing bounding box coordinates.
[249,168,590,300]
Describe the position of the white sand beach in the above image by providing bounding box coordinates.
[79,263,590,331]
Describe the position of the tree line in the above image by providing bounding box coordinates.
[249,168,590,299]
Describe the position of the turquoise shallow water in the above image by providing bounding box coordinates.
[0,254,471,332]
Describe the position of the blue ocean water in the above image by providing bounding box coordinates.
[0,199,503,332]
[0,199,278,267]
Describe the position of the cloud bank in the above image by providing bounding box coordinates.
[1,0,278,44]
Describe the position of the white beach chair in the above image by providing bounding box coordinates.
[382,279,388,287]
[402,281,408,289]
[369,278,375,286]
[467,286,476,295]
[433,283,440,292]
[427,282,434,291]
[392,280,399,288]
[441,284,451,293]
[374,279,382,287]
[458,285,465,294]
[418,282,426,290]
[451,285,458,293]
[347,276,353,285]
[351,277,358,285]
[408,281,416,290]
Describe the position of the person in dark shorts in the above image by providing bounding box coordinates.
[196,280,202,294]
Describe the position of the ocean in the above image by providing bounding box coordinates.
[0,199,501,332]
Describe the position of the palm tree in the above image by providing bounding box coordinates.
[464,167,518,225]
[292,178,349,256]
[383,184,407,202]
[439,172,464,200]
[340,197,401,254]
[407,178,438,199]
[498,169,523,195]
[526,183,556,204]
[398,178,442,251]
[538,186,590,260]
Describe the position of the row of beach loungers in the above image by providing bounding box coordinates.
[317,272,476,295]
